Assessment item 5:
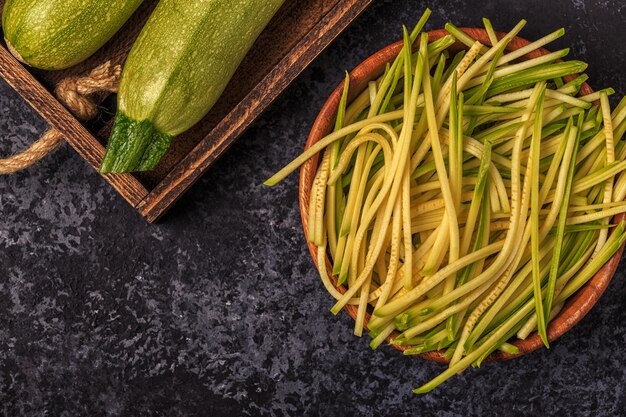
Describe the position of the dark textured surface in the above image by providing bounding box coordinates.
[1,0,626,415]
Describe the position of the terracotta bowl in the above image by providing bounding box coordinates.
[298,28,626,363]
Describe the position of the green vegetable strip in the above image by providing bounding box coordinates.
[445,74,463,294]
[496,28,565,67]
[466,49,571,90]
[327,73,352,255]
[448,175,492,339]
[402,33,416,291]
[309,151,330,246]
[530,85,548,346]
[336,143,368,284]
[594,92,616,256]
[444,23,489,54]
[544,115,582,329]
[486,61,588,97]
[432,53,448,98]
[421,39,460,281]
[482,18,498,46]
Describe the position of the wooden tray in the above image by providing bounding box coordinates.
[0,0,373,222]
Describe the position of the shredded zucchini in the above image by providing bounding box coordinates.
[265,10,626,394]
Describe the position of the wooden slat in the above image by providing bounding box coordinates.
[137,0,373,222]
[0,46,149,206]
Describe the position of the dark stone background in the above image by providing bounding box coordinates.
[1,0,625,415]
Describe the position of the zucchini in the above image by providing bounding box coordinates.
[100,0,285,173]
[2,0,144,70]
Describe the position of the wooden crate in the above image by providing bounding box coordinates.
[0,0,372,222]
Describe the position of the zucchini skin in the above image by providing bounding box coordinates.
[100,0,285,173]
[2,0,144,70]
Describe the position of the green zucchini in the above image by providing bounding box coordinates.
[2,0,144,70]
[100,0,285,173]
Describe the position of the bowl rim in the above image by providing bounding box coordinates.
[298,27,626,363]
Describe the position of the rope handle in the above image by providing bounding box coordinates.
[0,61,122,175]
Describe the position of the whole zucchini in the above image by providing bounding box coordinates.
[100,0,285,173]
[2,0,144,70]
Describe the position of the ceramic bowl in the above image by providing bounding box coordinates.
[298,28,626,362]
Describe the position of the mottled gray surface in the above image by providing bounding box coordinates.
[1,0,626,416]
